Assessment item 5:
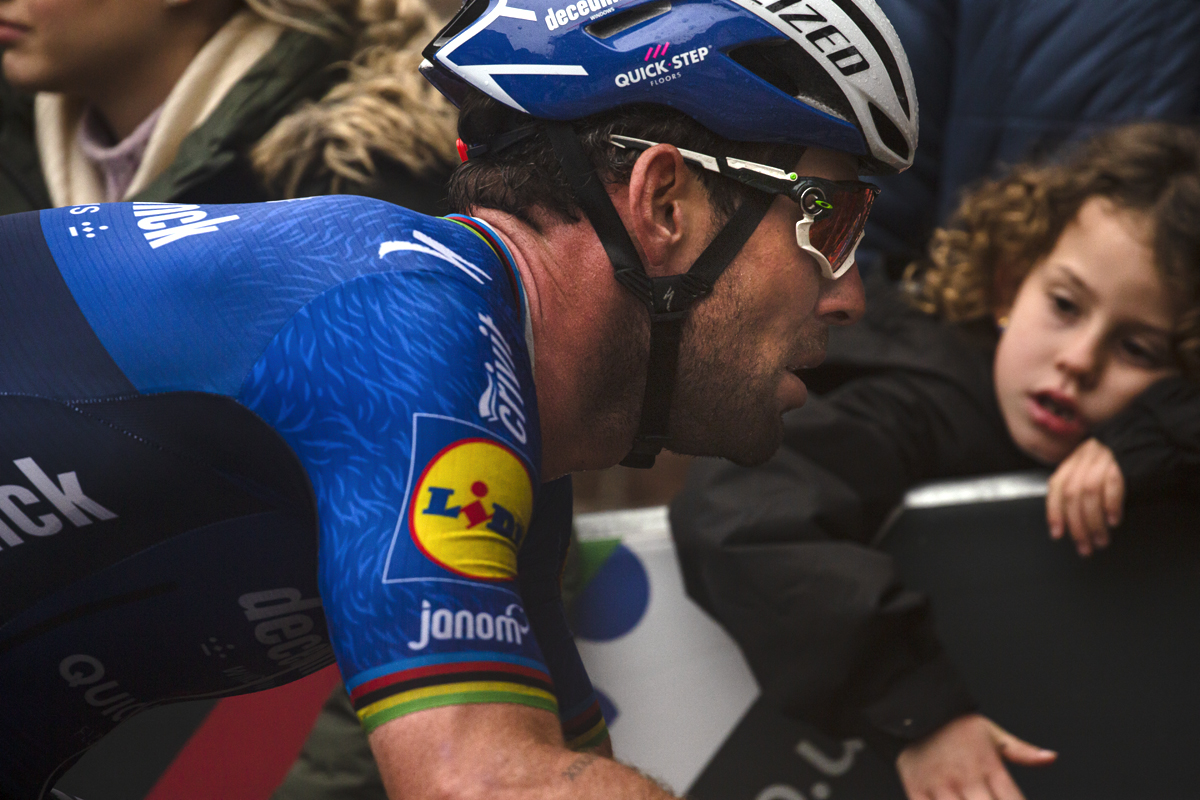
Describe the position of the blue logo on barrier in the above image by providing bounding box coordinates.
[568,543,649,641]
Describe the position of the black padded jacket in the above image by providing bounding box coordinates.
[669,279,1200,759]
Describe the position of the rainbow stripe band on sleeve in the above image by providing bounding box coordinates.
[561,696,610,751]
[348,652,558,733]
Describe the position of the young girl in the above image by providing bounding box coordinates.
[671,121,1200,800]
[916,121,1200,558]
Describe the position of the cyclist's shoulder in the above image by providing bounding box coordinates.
[36,195,496,281]
[250,199,516,306]
[292,208,526,345]
[39,197,514,321]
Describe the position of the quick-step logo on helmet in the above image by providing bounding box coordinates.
[615,44,710,88]
[545,0,621,30]
[745,0,869,76]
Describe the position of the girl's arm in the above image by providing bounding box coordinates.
[669,367,1027,759]
[1095,375,1200,497]
[1050,376,1200,555]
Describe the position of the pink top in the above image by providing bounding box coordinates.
[76,105,164,202]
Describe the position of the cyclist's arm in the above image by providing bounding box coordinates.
[240,255,638,798]
[370,703,671,800]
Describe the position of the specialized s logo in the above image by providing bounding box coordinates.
[409,438,534,581]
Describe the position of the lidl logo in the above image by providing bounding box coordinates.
[409,437,533,580]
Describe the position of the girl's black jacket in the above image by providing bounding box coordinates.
[669,277,1200,758]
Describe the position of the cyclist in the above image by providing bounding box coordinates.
[0,0,912,797]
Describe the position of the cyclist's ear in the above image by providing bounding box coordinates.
[621,143,713,278]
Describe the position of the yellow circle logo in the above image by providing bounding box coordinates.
[409,438,533,580]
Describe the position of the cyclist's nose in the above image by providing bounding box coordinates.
[817,260,865,326]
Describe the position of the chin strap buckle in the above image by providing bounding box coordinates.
[619,435,669,469]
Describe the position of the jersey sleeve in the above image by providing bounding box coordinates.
[237,260,564,735]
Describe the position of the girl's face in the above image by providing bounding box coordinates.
[993,197,1178,464]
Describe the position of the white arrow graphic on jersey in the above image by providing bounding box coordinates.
[435,0,587,113]
[379,230,492,285]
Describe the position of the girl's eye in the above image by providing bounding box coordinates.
[1119,338,1168,368]
[1051,293,1078,316]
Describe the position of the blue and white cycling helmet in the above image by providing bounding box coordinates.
[421,0,916,173]
[421,0,917,466]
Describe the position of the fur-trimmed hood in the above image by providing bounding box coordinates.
[252,0,460,198]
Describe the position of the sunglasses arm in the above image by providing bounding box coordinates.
[610,135,799,197]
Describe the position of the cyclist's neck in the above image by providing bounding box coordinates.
[470,204,647,479]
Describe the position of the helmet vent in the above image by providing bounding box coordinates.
[828,0,910,118]
[586,1,671,39]
[868,101,910,162]
[727,40,854,123]
[424,0,490,59]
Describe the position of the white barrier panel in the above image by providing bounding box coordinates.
[572,506,759,793]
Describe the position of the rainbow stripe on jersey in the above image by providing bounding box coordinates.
[561,696,609,750]
[348,652,558,733]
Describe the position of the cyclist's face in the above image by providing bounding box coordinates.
[669,147,866,465]
[993,197,1178,464]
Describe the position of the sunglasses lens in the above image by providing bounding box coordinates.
[807,185,877,274]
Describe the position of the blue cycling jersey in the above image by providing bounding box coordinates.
[0,197,605,800]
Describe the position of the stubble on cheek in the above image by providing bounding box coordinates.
[665,295,787,465]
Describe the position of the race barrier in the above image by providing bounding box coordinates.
[573,473,1200,799]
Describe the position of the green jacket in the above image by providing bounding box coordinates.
[0,29,447,216]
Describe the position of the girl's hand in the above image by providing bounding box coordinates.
[896,713,1056,800]
[1046,438,1124,556]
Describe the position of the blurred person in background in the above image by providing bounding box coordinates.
[0,0,457,213]
[672,121,1200,800]
[861,0,1200,280]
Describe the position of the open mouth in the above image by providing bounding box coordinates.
[0,20,30,43]
[788,352,826,374]
[1033,392,1077,423]
[1028,390,1087,438]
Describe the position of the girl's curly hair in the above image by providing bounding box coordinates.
[906,121,1200,377]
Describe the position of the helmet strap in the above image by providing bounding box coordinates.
[544,122,773,468]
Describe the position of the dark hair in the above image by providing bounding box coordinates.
[907,121,1200,378]
[448,90,805,229]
